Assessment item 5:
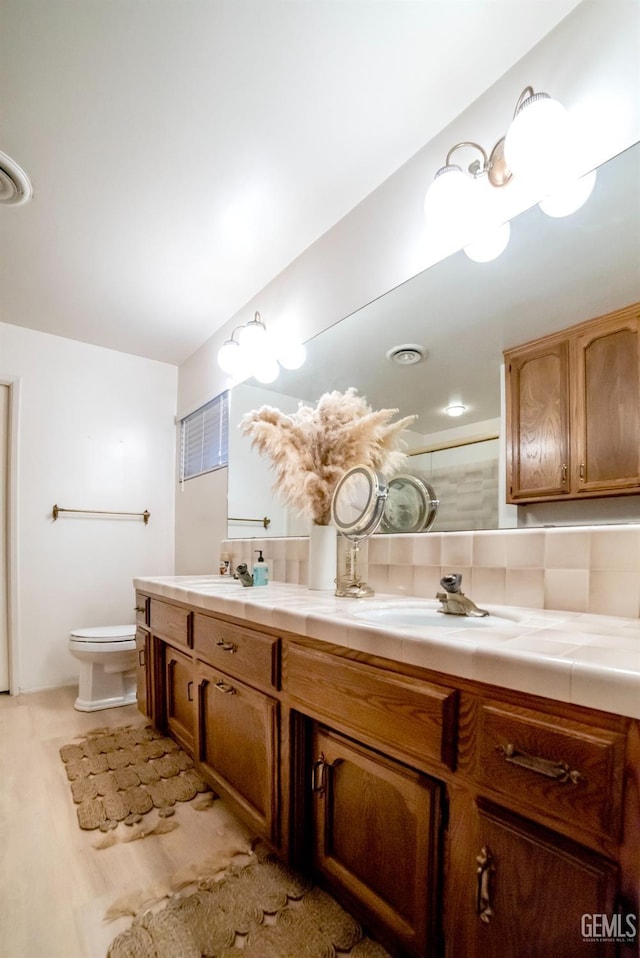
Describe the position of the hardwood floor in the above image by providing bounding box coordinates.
[0,686,255,958]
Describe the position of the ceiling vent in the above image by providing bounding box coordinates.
[385,343,427,366]
[0,151,33,206]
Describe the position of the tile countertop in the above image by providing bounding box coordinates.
[133,576,640,721]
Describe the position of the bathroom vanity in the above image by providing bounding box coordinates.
[133,577,639,958]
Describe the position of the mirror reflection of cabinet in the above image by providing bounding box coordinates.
[505,303,640,504]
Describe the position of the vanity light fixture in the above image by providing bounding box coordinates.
[217,311,306,384]
[424,86,596,262]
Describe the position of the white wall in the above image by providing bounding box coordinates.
[228,384,308,538]
[175,1,640,567]
[0,322,177,693]
[175,465,228,574]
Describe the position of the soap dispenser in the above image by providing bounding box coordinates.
[253,550,269,586]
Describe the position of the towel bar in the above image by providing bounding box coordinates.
[52,505,150,524]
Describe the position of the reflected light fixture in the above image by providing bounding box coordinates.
[424,86,596,262]
[217,311,306,384]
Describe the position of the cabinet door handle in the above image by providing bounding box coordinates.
[138,648,146,666]
[497,743,583,784]
[134,605,145,613]
[214,679,236,695]
[476,846,495,924]
[216,639,238,653]
[312,755,327,794]
[579,462,585,481]
[187,680,193,702]
[561,463,567,484]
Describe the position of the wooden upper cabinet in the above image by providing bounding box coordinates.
[573,312,640,493]
[505,339,570,500]
[505,302,640,503]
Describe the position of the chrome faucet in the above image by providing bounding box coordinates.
[436,573,489,617]
[233,563,254,587]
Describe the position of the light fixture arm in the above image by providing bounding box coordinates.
[512,85,535,118]
[445,141,488,176]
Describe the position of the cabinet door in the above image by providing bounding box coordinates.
[196,660,279,842]
[505,340,571,501]
[164,644,195,753]
[573,312,640,494]
[473,800,618,958]
[311,725,443,958]
[135,627,151,718]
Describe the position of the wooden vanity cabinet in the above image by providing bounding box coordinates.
[139,595,638,958]
[163,644,195,753]
[310,724,444,958]
[134,593,151,717]
[505,302,640,503]
[142,597,196,751]
[195,659,280,842]
[469,799,619,958]
[135,626,152,718]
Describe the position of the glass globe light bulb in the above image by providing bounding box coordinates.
[217,339,241,374]
[278,341,306,370]
[539,168,597,218]
[424,164,482,248]
[464,221,511,263]
[504,93,574,195]
[252,356,280,384]
[238,320,267,354]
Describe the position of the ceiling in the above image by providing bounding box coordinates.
[0,0,582,366]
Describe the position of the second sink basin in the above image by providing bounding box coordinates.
[350,603,511,629]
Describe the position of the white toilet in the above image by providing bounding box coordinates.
[69,625,137,712]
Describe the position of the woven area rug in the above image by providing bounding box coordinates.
[106,845,391,958]
[59,724,213,833]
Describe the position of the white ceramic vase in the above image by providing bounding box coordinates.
[308,523,337,591]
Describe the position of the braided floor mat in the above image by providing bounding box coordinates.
[107,847,391,958]
[59,724,212,832]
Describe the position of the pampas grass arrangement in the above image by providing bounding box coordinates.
[240,388,416,525]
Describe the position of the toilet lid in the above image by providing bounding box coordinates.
[70,625,136,642]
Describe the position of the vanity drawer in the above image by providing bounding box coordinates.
[150,600,192,649]
[285,644,458,770]
[134,593,149,628]
[474,700,625,838]
[193,615,279,690]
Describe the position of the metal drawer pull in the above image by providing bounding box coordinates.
[476,846,494,924]
[187,680,193,702]
[214,679,236,694]
[497,743,583,784]
[216,639,238,653]
[312,755,327,795]
[138,648,145,666]
[134,605,145,613]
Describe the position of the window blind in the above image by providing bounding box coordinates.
[179,391,229,481]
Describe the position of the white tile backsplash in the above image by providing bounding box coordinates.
[221,524,640,618]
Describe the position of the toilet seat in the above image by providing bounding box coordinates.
[69,625,136,656]
[70,625,136,642]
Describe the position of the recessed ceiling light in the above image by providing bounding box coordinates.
[385,344,427,366]
[0,150,33,206]
[445,403,467,417]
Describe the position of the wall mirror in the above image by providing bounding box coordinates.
[228,142,640,538]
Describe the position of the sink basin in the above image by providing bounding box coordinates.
[350,604,510,628]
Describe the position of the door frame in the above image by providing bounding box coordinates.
[1,375,20,695]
